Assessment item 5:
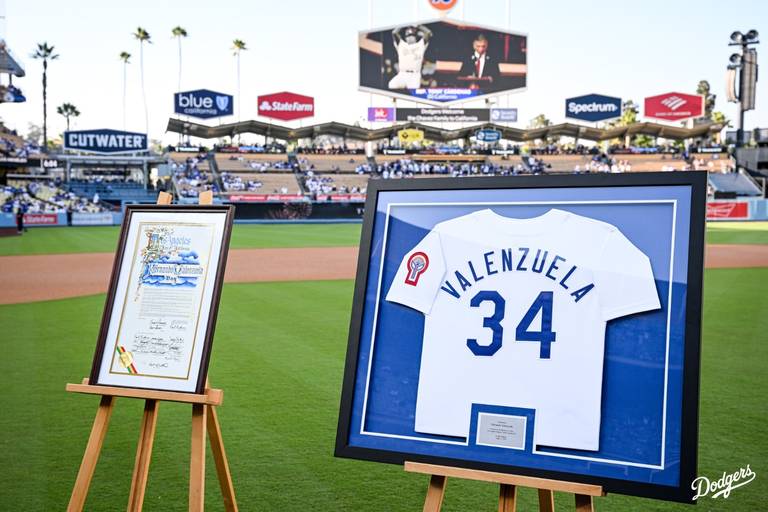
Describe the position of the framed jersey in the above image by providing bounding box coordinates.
[335,172,707,503]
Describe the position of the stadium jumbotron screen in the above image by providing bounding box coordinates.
[359,19,527,105]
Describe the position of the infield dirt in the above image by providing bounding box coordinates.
[0,244,766,305]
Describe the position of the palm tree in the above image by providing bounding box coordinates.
[171,26,188,92]
[231,39,247,124]
[696,80,716,119]
[711,111,732,144]
[132,27,152,134]
[56,102,80,131]
[119,51,131,129]
[31,42,59,150]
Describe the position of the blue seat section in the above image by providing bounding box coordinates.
[67,182,159,203]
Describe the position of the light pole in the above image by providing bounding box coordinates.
[726,30,759,148]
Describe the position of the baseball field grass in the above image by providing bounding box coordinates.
[0,221,766,256]
[0,223,363,256]
[0,222,766,511]
[705,221,768,245]
[0,270,766,511]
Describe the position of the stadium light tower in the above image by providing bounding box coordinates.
[726,30,759,147]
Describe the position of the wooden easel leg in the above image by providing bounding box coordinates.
[498,483,517,512]
[207,405,238,511]
[67,395,115,512]
[127,399,160,512]
[537,488,555,512]
[189,403,208,512]
[423,474,447,512]
[575,494,594,512]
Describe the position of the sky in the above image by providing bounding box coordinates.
[1,0,767,145]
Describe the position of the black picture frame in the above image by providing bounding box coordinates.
[88,204,234,395]
[335,172,707,503]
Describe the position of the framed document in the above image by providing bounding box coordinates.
[335,172,707,503]
[89,205,234,394]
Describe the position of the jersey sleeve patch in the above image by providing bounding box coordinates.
[404,252,430,286]
[386,230,446,315]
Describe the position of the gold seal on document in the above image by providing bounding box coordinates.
[118,350,134,368]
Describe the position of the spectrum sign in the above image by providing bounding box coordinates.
[258,91,315,121]
[174,89,233,119]
[565,94,621,122]
[644,92,704,122]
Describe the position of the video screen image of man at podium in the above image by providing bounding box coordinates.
[457,34,500,88]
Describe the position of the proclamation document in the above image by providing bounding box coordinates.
[93,208,231,392]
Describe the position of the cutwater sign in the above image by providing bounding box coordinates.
[174,89,233,119]
[565,93,621,122]
[475,129,502,142]
[64,129,148,154]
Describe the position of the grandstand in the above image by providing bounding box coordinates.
[3,179,106,214]
[220,172,301,195]
[215,153,293,172]
[298,155,365,172]
[168,152,217,199]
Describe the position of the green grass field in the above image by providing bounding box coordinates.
[706,221,768,245]
[0,223,363,256]
[0,270,766,511]
[0,221,766,256]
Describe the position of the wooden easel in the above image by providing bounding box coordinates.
[67,190,237,511]
[406,462,604,512]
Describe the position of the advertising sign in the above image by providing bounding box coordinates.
[23,213,58,225]
[396,108,489,122]
[359,19,527,106]
[317,194,367,202]
[0,156,28,164]
[336,172,708,504]
[475,128,501,142]
[706,201,749,220]
[72,212,114,226]
[64,129,148,154]
[368,107,396,122]
[227,194,306,202]
[490,108,518,122]
[174,89,233,119]
[258,91,315,121]
[175,146,203,153]
[644,92,704,122]
[565,94,621,122]
[398,128,425,144]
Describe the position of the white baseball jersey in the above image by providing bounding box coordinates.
[395,39,426,73]
[385,209,660,451]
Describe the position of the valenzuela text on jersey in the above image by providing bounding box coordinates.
[439,247,595,302]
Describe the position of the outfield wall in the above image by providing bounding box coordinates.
[2,199,766,226]
[0,212,124,227]
[230,201,365,221]
[706,198,768,221]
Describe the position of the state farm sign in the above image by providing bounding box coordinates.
[258,91,314,121]
[644,92,704,121]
